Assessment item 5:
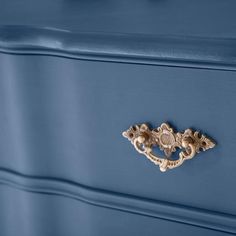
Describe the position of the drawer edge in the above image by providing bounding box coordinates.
[1,25,236,71]
[0,167,235,234]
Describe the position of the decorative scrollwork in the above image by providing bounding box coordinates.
[122,122,215,172]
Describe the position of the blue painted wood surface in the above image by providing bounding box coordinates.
[1,0,236,235]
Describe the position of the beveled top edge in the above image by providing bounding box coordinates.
[1,25,236,71]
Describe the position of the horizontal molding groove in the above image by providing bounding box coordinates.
[0,168,235,234]
[1,25,236,71]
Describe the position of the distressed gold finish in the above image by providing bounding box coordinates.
[122,122,215,172]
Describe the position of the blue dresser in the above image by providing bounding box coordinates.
[0,0,236,235]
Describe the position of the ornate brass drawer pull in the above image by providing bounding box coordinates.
[122,122,215,172]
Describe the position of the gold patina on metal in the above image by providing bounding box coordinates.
[122,123,215,172]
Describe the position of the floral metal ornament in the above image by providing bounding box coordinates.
[122,122,215,172]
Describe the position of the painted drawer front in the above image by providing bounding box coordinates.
[0,53,235,231]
